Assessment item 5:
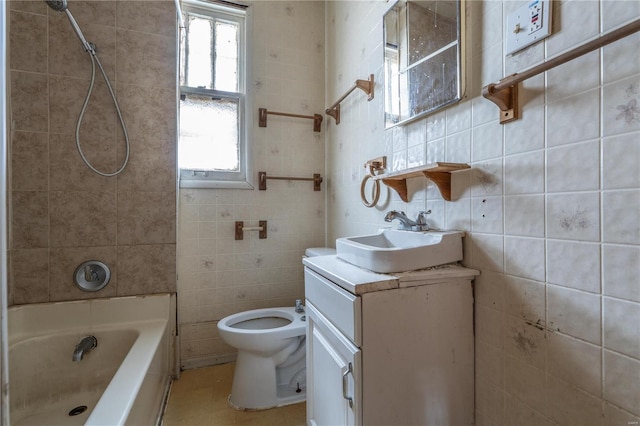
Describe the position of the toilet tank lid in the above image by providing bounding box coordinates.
[305,247,336,257]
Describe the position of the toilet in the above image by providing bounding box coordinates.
[217,247,336,410]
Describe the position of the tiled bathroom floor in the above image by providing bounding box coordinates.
[162,363,306,426]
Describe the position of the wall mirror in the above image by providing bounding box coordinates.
[383,0,465,128]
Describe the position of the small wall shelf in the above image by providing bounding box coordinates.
[373,162,470,201]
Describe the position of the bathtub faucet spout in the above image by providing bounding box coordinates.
[73,336,97,361]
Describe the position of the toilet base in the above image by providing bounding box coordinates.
[228,350,306,410]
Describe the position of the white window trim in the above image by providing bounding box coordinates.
[178,0,254,190]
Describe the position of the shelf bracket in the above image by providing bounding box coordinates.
[482,82,519,124]
[375,163,470,202]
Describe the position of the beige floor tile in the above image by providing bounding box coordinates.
[162,363,306,426]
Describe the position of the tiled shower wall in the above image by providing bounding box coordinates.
[326,1,639,424]
[177,2,325,369]
[8,0,177,305]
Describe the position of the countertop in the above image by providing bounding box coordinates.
[303,255,479,295]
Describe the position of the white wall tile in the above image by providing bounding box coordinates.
[601,0,640,31]
[504,275,545,325]
[472,196,504,234]
[548,285,602,344]
[471,159,503,197]
[603,32,640,84]
[546,240,601,293]
[604,297,640,359]
[603,132,640,190]
[603,189,640,244]
[504,150,545,195]
[603,75,640,137]
[504,195,545,237]
[546,0,599,56]
[603,244,640,302]
[546,51,600,103]
[505,236,546,281]
[322,1,640,421]
[472,120,503,162]
[547,192,600,241]
[504,105,545,155]
[505,355,546,414]
[546,89,600,147]
[547,332,602,396]
[446,130,471,163]
[475,269,506,311]
[546,375,604,426]
[470,233,504,273]
[504,316,546,370]
[547,140,600,192]
[604,350,640,414]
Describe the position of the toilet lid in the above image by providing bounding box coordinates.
[305,247,336,257]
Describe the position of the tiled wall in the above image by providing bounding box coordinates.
[326,0,639,424]
[8,0,177,304]
[176,1,325,369]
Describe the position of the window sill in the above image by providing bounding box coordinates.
[179,179,254,190]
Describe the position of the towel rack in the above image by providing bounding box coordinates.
[483,18,640,124]
[258,171,323,191]
[325,74,375,124]
[258,108,323,132]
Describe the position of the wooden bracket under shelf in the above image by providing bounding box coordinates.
[372,162,470,201]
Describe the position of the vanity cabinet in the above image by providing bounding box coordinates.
[303,256,478,426]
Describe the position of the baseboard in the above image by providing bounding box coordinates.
[181,353,237,370]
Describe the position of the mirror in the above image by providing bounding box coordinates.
[384,0,465,128]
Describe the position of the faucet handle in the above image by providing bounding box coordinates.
[416,210,432,224]
[413,210,432,231]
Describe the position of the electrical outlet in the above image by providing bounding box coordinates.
[505,0,552,56]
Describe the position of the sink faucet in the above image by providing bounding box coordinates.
[73,336,97,362]
[295,299,304,313]
[384,210,431,231]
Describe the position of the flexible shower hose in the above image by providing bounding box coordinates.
[76,51,130,177]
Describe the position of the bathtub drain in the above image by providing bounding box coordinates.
[68,406,88,416]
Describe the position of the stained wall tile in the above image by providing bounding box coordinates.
[10,71,48,132]
[11,131,48,191]
[8,0,177,308]
[117,191,176,245]
[10,10,48,73]
[49,190,117,247]
[12,248,49,304]
[117,244,176,296]
[49,246,118,301]
[12,191,49,249]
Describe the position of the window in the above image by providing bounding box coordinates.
[179,0,251,188]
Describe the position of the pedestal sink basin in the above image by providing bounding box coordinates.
[336,229,464,273]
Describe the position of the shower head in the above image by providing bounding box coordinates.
[45,0,68,12]
[45,0,96,55]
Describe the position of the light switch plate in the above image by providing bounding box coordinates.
[505,0,552,56]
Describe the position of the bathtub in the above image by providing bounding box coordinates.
[8,294,176,426]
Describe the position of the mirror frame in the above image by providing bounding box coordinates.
[383,0,466,128]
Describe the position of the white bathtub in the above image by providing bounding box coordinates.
[8,294,176,426]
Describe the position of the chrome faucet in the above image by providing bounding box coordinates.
[73,336,97,361]
[295,299,304,313]
[384,210,431,231]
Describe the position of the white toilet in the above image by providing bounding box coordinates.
[217,247,335,411]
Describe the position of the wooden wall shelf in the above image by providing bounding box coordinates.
[372,162,470,201]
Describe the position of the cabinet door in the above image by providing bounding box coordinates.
[306,302,361,426]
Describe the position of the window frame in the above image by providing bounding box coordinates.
[178,0,253,189]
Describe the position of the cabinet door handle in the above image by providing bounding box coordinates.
[342,362,354,409]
